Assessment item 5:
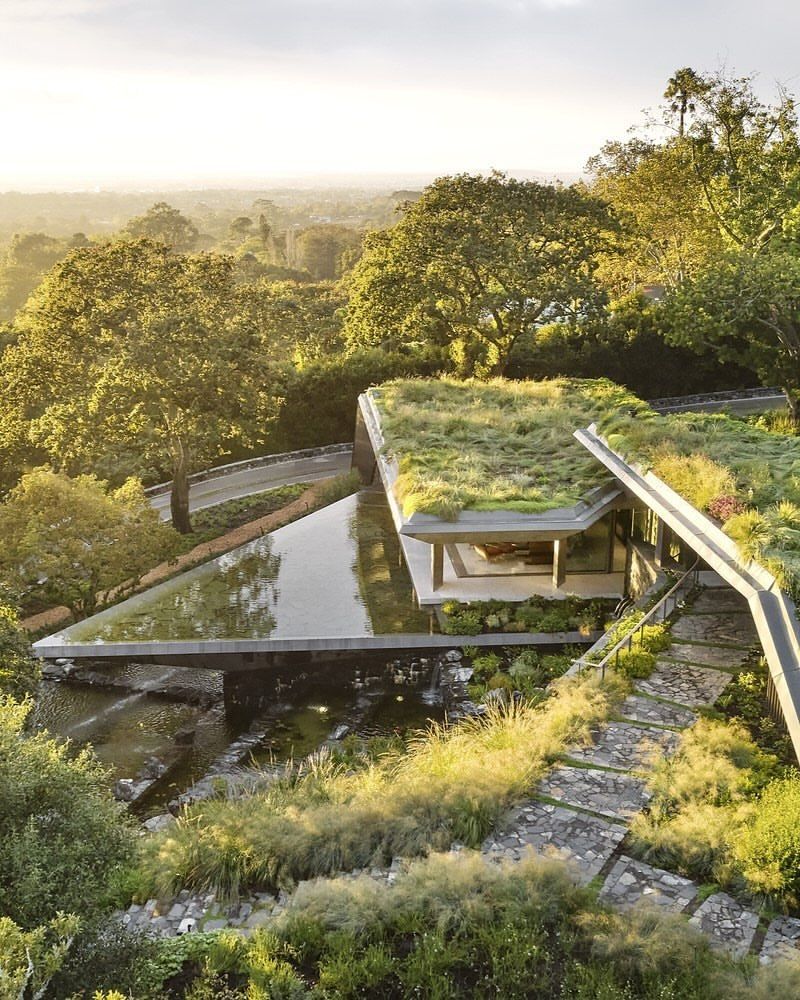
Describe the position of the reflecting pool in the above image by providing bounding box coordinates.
[45,492,433,645]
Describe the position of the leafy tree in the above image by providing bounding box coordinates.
[122,201,199,251]
[0,469,179,618]
[244,279,346,365]
[345,173,612,375]
[1,240,277,532]
[295,224,362,280]
[0,697,135,929]
[663,250,800,423]
[588,140,723,292]
[0,603,39,699]
[0,232,67,320]
[681,71,800,253]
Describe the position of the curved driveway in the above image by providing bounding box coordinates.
[150,450,353,520]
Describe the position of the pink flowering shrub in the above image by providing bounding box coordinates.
[707,494,746,523]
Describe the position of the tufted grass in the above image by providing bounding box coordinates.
[372,376,648,519]
[142,673,625,901]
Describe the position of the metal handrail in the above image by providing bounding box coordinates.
[573,557,701,680]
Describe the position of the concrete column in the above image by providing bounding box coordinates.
[552,539,567,589]
[655,518,672,568]
[431,543,444,591]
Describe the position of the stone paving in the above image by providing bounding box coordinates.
[691,590,750,614]
[661,641,750,669]
[600,855,698,913]
[760,915,800,964]
[689,892,760,958]
[481,800,627,882]
[618,693,697,729]
[637,658,733,706]
[565,720,679,771]
[537,764,651,820]
[671,612,757,647]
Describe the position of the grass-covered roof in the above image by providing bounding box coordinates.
[373,376,800,598]
[370,377,647,519]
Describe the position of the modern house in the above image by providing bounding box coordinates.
[354,377,800,758]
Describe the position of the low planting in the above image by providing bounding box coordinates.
[127,854,800,998]
[373,377,648,519]
[715,656,795,762]
[143,675,622,900]
[441,595,611,636]
[629,717,800,907]
[177,483,310,550]
[466,646,576,703]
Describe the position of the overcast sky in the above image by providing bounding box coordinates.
[0,0,798,190]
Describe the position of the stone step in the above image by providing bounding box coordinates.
[600,855,698,913]
[663,642,750,669]
[690,590,751,615]
[671,613,757,647]
[688,891,759,959]
[760,915,800,965]
[481,799,627,884]
[637,659,732,707]
[566,721,679,772]
[618,693,697,730]
[536,764,650,820]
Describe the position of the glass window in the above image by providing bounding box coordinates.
[565,514,613,573]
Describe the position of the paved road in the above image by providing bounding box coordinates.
[150,451,353,520]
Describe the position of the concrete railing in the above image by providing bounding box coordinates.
[144,443,353,497]
[648,387,785,415]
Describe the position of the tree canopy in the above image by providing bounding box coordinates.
[0,469,178,619]
[0,240,277,531]
[344,172,613,376]
[122,201,199,251]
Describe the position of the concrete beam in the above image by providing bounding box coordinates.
[431,543,444,591]
[553,539,567,588]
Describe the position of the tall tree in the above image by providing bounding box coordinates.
[122,201,199,251]
[1,240,277,532]
[345,173,612,376]
[663,250,800,423]
[663,67,710,136]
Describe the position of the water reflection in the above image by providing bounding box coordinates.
[51,493,432,644]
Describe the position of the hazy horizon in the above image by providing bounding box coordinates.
[0,0,798,191]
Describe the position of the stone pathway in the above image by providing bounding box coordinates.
[565,721,679,771]
[537,764,650,820]
[689,892,760,959]
[481,585,767,959]
[637,658,733,706]
[600,856,698,913]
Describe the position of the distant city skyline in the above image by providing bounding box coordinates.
[0,0,797,191]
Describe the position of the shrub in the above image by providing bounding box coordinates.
[707,493,747,523]
[631,719,779,882]
[734,777,800,904]
[442,609,483,635]
[0,602,39,699]
[0,697,137,929]
[470,652,503,681]
[614,647,656,678]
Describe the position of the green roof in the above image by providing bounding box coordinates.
[371,377,648,519]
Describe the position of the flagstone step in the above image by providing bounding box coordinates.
[481,799,627,884]
[637,659,732,707]
[671,613,757,647]
[618,693,697,730]
[688,892,759,959]
[760,915,800,965]
[662,642,750,669]
[566,721,679,771]
[537,764,650,820]
[600,855,698,913]
[690,590,750,615]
